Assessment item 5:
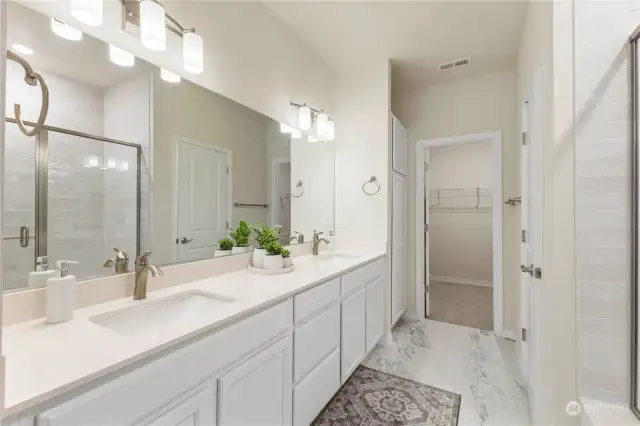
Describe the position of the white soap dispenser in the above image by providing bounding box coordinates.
[46,260,79,324]
[28,256,57,287]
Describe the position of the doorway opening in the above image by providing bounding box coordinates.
[271,158,292,240]
[415,131,503,334]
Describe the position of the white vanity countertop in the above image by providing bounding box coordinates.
[2,252,385,416]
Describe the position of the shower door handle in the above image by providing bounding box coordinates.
[19,226,29,247]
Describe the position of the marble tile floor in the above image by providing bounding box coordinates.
[363,318,531,426]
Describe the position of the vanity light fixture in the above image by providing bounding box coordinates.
[51,18,83,41]
[109,44,135,67]
[107,158,117,169]
[11,44,34,55]
[140,0,166,51]
[316,112,329,137]
[183,29,204,74]
[160,68,181,83]
[84,155,100,168]
[298,104,311,130]
[290,101,334,137]
[70,0,103,27]
[119,160,129,171]
[325,120,335,141]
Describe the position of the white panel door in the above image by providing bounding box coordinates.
[218,335,292,426]
[520,99,533,385]
[341,287,366,382]
[392,115,408,175]
[177,141,228,262]
[135,382,216,426]
[423,150,430,317]
[391,172,407,325]
[366,276,385,353]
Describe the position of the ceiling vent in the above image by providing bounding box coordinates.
[439,57,471,71]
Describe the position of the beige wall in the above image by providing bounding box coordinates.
[429,142,493,287]
[152,76,272,265]
[391,70,519,333]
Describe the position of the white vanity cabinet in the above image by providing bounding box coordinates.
[341,287,367,382]
[366,276,385,353]
[218,336,292,426]
[133,381,216,426]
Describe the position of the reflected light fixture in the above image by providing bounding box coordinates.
[291,129,302,139]
[119,160,129,171]
[109,44,135,67]
[183,29,204,74]
[280,123,293,133]
[140,0,166,51]
[51,18,83,41]
[316,112,329,137]
[298,104,311,130]
[160,68,181,83]
[324,120,335,141]
[84,155,100,168]
[11,44,34,55]
[107,158,116,169]
[70,0,103,27]
[308,136,319,143]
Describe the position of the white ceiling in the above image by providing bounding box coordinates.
[263,0,529,90]
[7,2,153,89]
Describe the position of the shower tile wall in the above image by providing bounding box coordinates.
[4,64,150,290]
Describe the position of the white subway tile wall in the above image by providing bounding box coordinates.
[3,63,150,290]
[575,0,636,404]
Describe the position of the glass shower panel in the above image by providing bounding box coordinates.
[3,122,36,291]
[47,131,138,281]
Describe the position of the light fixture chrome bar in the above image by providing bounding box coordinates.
[289,101,324,116]
[120,0,195,39]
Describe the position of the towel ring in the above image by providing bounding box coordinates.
[362,176,380,196]
[7,51,49,137]
[290,180,304,198]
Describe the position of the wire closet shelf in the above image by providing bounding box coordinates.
[429,186,493,213]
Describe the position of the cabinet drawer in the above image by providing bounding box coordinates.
[37,300,292,426]
[293,348,340,426]
[294,278,340,324]
[341,259,384,298]
[293,303,340,384]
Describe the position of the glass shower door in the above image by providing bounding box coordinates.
[3,122,37,291]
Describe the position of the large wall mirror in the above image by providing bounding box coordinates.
[3,2,335,292]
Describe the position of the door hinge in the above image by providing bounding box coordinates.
[522,132,527,146]
[424,223,429,232]
[226,166,229,175]
[521,328,528,342]
[424,162,429,172]
[534,267,542,279]
[425,283,430,293]
[521,229,526,243]
[226,221,229,229]
[175,238,179,244]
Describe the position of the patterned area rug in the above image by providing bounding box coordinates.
[312,365,461,426]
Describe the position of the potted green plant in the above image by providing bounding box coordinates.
[251,224,281,267]
[215,238,234,257]
[229,221,251,254]
[263,242,284,269]
[281,248,293,268]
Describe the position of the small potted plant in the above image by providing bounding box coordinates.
[263,242,284,269]
[229,221,251,254]
[251,224,281,267]
[281,248,293,268]
[215,238,234,257]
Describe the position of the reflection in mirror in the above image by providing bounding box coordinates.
[3,2,335,292]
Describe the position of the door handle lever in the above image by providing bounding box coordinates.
[521,264,534,276]
[180,237,194,244]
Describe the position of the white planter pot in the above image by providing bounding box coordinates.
[283,257,293,268]
[214,250,231,258]
[263,254,284,270]
[232,246,251,255]
[253,248,267,268]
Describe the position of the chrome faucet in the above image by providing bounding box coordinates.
[290,231,304,244]
[134,251,163,300]
[312,230,330,255]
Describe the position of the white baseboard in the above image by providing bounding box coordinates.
[430,275,493,288]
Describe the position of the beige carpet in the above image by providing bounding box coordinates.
[429,280,493,331]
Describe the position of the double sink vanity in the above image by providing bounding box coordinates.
[3,251,387,426]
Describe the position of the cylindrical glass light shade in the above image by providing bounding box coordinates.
[316,112,329,136]
[160,68,181,83]
[140,0,166,51]
[299,105,311,130]
[324,120,335,141]
[183,30,203,74]
[109,44,135,67]
[70,0,103,27]
[51,18,83,41]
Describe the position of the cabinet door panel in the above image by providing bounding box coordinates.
[293,349,340,426]
[366,277,385,353]
[218,335,292,426]
[341,287,366,382]
[136,381,216,426]
[392,172,407,325]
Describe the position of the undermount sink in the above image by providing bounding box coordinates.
[313,252,359,260]
[90,290,236,341]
